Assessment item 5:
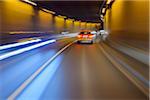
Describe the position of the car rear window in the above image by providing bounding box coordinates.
[80,32,91,34]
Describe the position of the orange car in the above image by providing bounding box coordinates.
[77,30,96,44]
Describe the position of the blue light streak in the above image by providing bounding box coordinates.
[0,39,41,50]
[0,39,56,61]
[17,55,63,99]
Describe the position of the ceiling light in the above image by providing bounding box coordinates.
[22,0,37,6]
[42,8,56,14]
[58,15,67,19]
[102,8,106,14]
[67,18,75,21]
[107,0,113,4]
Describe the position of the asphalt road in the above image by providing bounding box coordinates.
[37,42,147,100]
[0,38,147,100]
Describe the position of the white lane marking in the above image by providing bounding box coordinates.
[81,49,91,98]
[0,39,56,61]
[0,39,41,50]
[7,40,76,100]
[98,44,149,96]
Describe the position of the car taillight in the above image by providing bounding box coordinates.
[77,35,82,38]
[88,34,94,38]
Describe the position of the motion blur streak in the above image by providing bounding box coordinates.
[7,41,75,99]
[17,55,63,99]
[0,39,56,60]
[0,39,41,50]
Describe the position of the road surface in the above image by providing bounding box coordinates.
[0,38,147,100]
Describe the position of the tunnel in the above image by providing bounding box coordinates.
[0,0,149,100]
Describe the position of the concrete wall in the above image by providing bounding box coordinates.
[104,0,149,50]
[0,0,99,35]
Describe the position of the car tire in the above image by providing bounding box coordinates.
[77,41,80,44]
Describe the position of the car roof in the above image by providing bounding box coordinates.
[80,30,91,32]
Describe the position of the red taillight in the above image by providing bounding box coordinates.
[88,34,94,38]
[77,34,82,38]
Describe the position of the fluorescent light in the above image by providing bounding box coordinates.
[0,39,56,61]
[22,0,37,6]
[67,18,75,21]
[0,39,41,50]
[42,8,56,14]
[107,0,112,4]
[102,8,106,14]
[58,15,67,19]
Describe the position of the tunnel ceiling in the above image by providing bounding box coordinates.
[34,1,104,23]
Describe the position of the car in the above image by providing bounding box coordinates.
[61,31,69,35]
[77,30,96,44]
[98,30,109,40]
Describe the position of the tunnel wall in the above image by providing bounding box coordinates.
[73,21,80,32]
[65,19,74,32]
[104,0,149,50]
[80,22,86,29]
[0,0,99,35]
[54,16,65,33]
[1,0,38,32]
